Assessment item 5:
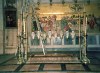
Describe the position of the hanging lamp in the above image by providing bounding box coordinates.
[87,0,90,5]
[62,0,65,5]
[74,0,77,3]
[50,0,52,6]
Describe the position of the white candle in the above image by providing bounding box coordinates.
[60,31,63,39]
[48,30,52,39]
[18,19,20,35]
[37,31,40,39]
[85,17,87,34]
[71,30,75,39]
[31,32,35,39]
[23,19,25,33]
[86,17,87,29]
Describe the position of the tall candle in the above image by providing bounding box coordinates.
[85,17,87,34]
[86,17,87,29]
[18,19,20,35]
[23,19,25,33]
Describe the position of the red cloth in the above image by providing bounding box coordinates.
[88,18,95,29]
[64,25,69,31]
[43,27,49,31]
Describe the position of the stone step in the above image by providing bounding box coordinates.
[27,56,80,63]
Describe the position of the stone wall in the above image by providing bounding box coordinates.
[1,1,100,54]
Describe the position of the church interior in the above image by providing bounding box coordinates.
[0,0,100,73]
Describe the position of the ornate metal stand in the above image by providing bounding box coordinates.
[16,0,28,64]
[79,12,90,64]
[16,0,90,64]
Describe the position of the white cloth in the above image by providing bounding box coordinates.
[65,31,69,39]
[48,31,52,39]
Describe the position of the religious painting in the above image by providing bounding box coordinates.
[5,10,17,28]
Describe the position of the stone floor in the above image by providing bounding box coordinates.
[0,51,100,73]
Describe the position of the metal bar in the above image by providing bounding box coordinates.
[38,63,45,71]
[79,13,81,60]
[61,63,66,71]
[30,45,100,48]
[14,63,25,72]
[1,70,99,73]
